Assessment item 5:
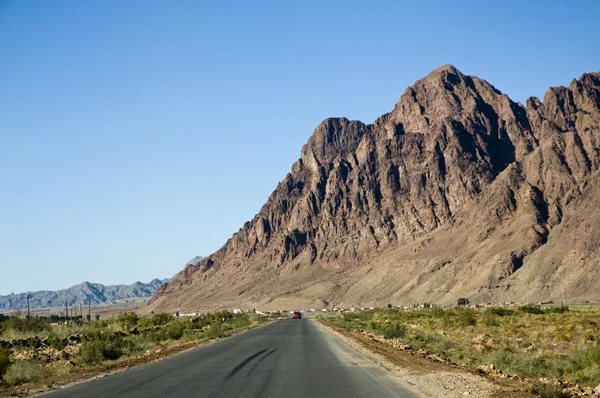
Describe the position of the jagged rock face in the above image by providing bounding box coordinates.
[147,66,600,313]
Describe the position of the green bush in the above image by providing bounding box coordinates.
[79,329,128,364]
[151,322,186,342]
[488,350,568,380]
[519,305,544,315]
[117,312,139,330]
[0,347,11,380]
[2,361,48,386]
[411,331,441,350]
[79,339,125,364]
[486,307,514,317]
[566,341,600,385]
[545,305,569,314]
[381,323,407,339]
[3,316,49,334]
[202,324,225,339]
[47,333,68,350]
[430,308,446,318]
[138,312,172,329]
[531,381,570,398]
[481,309,500,326]
[456,309,477,326]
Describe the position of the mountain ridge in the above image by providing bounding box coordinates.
[147,65,600,313]
[0,278,170,311]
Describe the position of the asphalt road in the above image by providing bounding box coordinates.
[45,318,420,397]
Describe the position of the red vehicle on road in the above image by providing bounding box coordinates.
[291,311,302,319]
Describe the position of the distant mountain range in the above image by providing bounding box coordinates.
[0,278,170,311]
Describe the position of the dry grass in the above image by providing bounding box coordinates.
[326,305,600,387]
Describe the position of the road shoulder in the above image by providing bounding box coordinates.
[316,319,517,398]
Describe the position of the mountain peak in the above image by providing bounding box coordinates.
[431,63,460,74]
[146,68,600,314]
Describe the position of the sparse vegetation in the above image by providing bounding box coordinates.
[2,361,49,386]
[531,381,571,398]
[78,329,129,364]
[0,348,10,381]
[326,305,600,388]
[381,322,407,339]
[0,310,277,391]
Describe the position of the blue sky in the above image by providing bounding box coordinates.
[1,1,599,295]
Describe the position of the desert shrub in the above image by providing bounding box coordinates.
[79,339,124,364]
[486,307,514,317]
[381,323,407,339]
[2,361,49,386]
[78,329,128,364]
[4,316,49,334]
[0,347,11,381]
[545,305,569,314]
[228,314,251,329]
[46,333,68,350]
[339,313,356,327]
[531,381,570,398]
[566,341,600,385]
[153,322,186,341]
[488,350,567,380]
[519,305,544,315]
[481,309,500,327]
[117,312,139,330]
[138,313,172,329]
[411,331,441,350]
[202,324,226,340]
[456,309,477,326]
[430,308,446,318]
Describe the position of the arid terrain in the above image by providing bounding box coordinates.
[147,65,600,314]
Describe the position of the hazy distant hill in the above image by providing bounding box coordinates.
[0,278,170,311]
[186,256,205,266]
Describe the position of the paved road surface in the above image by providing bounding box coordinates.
[45,319,420,397]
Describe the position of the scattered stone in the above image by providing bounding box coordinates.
[472,334,492,344]
[476,364,497,375]
[427,354,445,363]
[474,344,487,352]
[524,344,537,352]
[68,334,81,343]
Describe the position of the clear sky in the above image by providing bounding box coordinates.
[1,1,599,295]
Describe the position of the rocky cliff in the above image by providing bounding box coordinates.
[147,65,600,312]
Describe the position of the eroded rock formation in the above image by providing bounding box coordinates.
[147,66,600,313]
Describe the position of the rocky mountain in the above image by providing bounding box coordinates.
[0,278,170,311]
[185,256,205,266]
[147,65,600,313]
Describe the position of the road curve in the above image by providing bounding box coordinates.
[45,318,420,397]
